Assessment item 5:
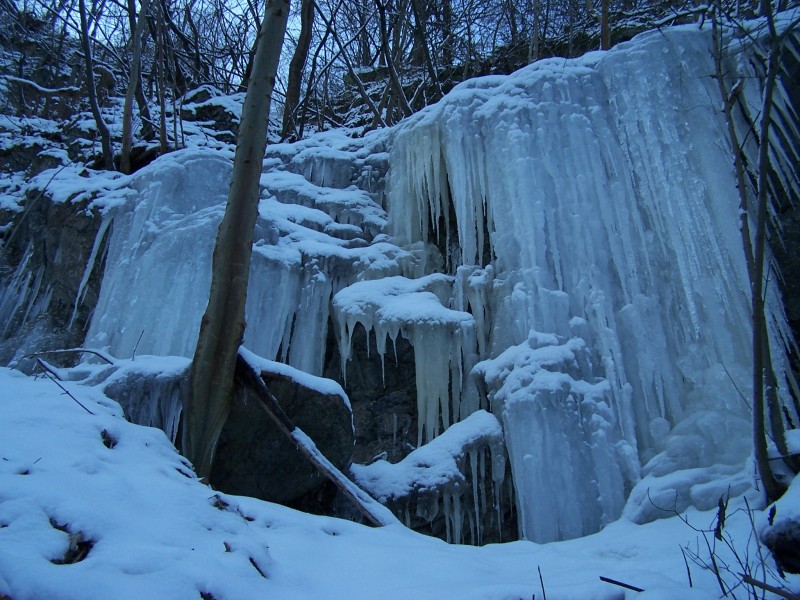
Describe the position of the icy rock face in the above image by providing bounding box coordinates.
[0,194,109,365]
[86,134,412,376]
[385,27,776,542]
[85,150,232,359]
[332,274,478,445]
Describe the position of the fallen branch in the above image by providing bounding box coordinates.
[740,574,800,600]
[599,576,644,593]
[3,75,81,96]
[39,360,95,415]
[24,348,116,365]
[235,349,400,528]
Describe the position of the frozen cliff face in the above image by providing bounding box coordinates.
[386,24,796,542]
[32,18,797,547]
[85,132,414,376]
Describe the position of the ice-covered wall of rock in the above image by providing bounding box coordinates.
[85,134,414,376]
[10,16,797,547]
[386,24,797,542]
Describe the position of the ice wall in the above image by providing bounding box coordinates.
[86,136,413,376]
[386,26,773,542]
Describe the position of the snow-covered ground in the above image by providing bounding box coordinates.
[1,366,798,599]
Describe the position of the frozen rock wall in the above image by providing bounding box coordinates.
[15,17,795,547]
[85,134,414,376]
[386,24,798,542]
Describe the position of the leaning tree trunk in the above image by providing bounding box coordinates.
[281,0,314,141]
[78,0,114,170]
[183,0,290,480]
[120,0,151,174]
[751,5,784,502]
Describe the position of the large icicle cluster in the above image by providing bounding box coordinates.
[385,26,782,542]
[332,274,478,445]
[351,409,505,545]
[474,332,636,542]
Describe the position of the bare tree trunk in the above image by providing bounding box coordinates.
[121,0,151,174]
[281,0,314,141]
[410,0,443,98]
[528,0,540,62]
[601,0,610,50]
[375,0,412,118]
[315,3,386,127]
[712,0,800,501]
[79,0,114,170]
[752,4,783,502]
[183,0,291,480]
[155,4,168,153]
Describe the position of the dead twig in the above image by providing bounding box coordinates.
[538,566,548,600]
[39,361,94,415]
[740,575,800,600]
[24,348,115,365]
[599,576,644,593]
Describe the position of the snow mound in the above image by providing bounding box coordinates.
[0,368,271,599]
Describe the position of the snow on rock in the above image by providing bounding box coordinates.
[384,24,787,541]
[73,355,191,445]
[761,464,800,576]
[352,409,504,544]
[333,274,478,444]
[239,346,351,412]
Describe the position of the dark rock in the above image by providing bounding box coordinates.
[210,369,354,508]
[0,191,107,365]
[324,322,419,465]
[179,85,242,144]
[762,516,800,575]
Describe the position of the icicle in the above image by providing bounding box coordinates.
[69,214,112,330]
[468,448,480,545]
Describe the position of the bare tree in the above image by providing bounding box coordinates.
[120,0,151,174]
[183,0,290,479]
[714,0,800,502]
[281,0,314,140]
[78,0,114,169]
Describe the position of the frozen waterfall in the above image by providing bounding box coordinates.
[386,25,790,542]
[70,20,799,546]
[85,136,414,376]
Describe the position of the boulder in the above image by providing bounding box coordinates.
[210,367,354,506]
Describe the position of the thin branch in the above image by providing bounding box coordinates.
[39,360,95,415]
[24,348,116,365]
[599,576,644,593]
[740,575,800,599]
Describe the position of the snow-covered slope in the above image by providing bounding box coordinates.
[2,367,798,599]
